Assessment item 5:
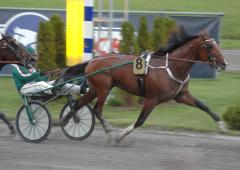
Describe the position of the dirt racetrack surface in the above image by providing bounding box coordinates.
[222,49,240,71]
[1,125,240,170]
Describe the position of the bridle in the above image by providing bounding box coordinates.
[200,38,221,68]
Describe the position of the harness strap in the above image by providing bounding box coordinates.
[144,53,151,74]
[166,68,190,95]
[149,53,190,96]
[137,76,145,97]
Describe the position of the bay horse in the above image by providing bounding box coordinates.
[0,33,32,134]
[61,29,228,143]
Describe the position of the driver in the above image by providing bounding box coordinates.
[12,47,81,95]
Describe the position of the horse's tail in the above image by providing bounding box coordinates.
[54,62,89,85]
[65,62,88,76]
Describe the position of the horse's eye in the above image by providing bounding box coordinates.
[9,41,18,50]
[1,43,7,48]
[205,44,213,49]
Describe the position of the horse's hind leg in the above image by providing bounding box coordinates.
[115,98,157,143]
[175,91,227,132]
[93,91,114,143]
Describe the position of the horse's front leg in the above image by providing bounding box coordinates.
[115,98,157,144]
[175,91,228,132]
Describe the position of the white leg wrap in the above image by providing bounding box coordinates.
[217,121,228,132]
[116,124,135,143]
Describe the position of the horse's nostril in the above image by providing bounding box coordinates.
[220,62,227,70]
[224,60,228,67]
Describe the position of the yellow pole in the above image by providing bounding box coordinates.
[66,0,84,66]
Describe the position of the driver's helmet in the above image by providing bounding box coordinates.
[25,46,38,68]
[26,46,37,56]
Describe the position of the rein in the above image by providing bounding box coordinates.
[148,53,190,96]
[156,56,210,65]
[0,61,21,64]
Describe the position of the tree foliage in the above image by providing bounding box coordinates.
[37,21,57,70]
[151,16,177,51]
[137,16,151,52]
[37,15,66,70]
[119,21,135,54]
[49,15,66,68]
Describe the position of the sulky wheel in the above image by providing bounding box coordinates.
[59,104,95,140]
[16,101,52,143]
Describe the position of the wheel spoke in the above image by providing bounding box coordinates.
[79,122,88,134]
[73,123,77,137]
[80,119,91,128]
[35,124,43,139]
[33,126,36,139]
[35,112,48,121]
[78,109,90,119]
[65,121,76,136]
[27,126,33,139]
[20,123,32,134]
[76,123,81,137]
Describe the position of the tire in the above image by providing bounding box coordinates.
[16,101,52,143]
[60,104,95,140]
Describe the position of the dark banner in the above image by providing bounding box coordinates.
[0,8,223,78]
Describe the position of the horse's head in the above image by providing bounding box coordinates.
[0,33,32,70]
[197,34,227,71]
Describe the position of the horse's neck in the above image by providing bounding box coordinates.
[169,38,201,79]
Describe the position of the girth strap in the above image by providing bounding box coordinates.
[137,76,145,97]
[136,51,151,97]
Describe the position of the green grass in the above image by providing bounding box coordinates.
[221,39,240,49]
[0,0,239,48]
[0,0,65,9]
[1,72,240,132]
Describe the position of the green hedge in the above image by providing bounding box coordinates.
[37,15,65,70]
[223,104,240,130]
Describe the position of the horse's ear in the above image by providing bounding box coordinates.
[0,33,3,40]
[199,29,209,36]
[1,33,7,40]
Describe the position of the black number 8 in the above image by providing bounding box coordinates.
[136,58,143,69]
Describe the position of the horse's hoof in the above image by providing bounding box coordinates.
[115,134,122,145]
[105,132,113,144]
[9,125,15,134]
[217,121,228,132]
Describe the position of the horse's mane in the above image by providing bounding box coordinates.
[152,26,199,56]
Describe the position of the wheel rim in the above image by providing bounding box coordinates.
[62,106,93,138]
[18,103,50,141]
